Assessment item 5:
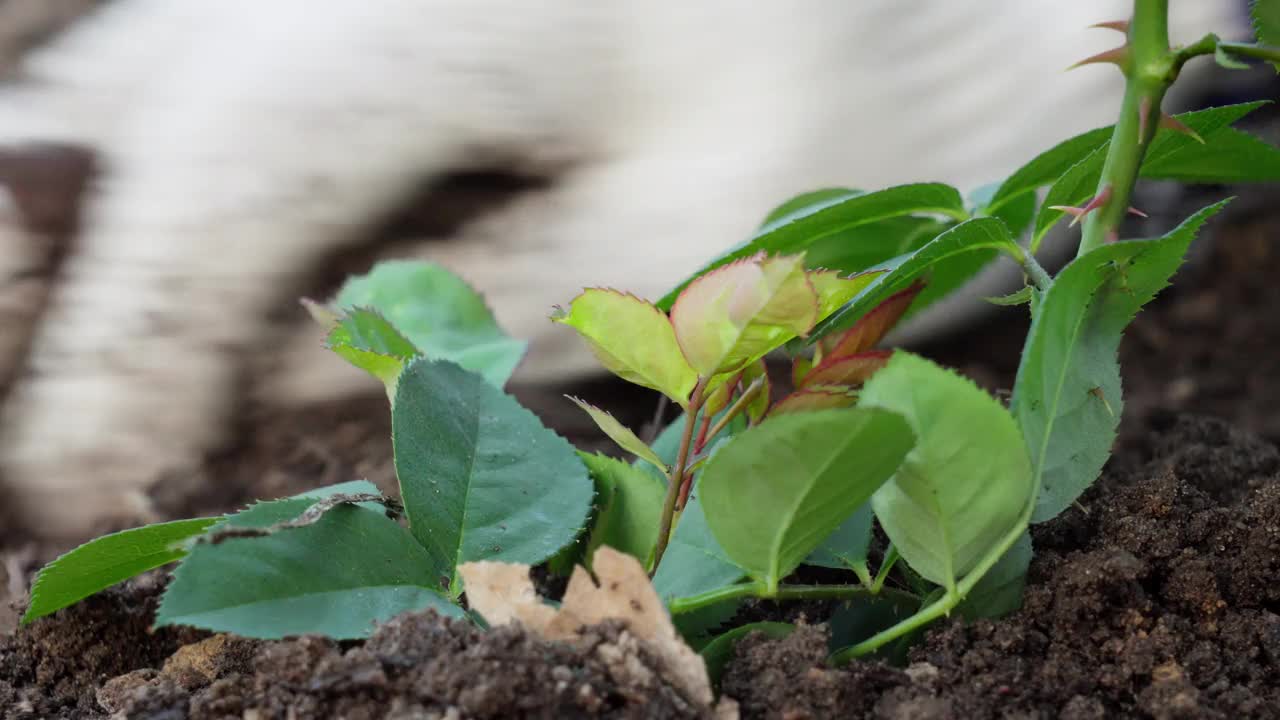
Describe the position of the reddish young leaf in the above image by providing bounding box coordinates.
[670,254,818,376]
[799,350,892,390]
[820,281,925,359]
[769,388,857,416]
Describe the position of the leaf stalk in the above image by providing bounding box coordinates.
[651,377,709,575]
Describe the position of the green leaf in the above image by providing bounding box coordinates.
[761,188,862,225]
[1032,143,1109,251]
[333,260,526,388]
[22,518,220,624]
[392,359,593,594]
[652,481,746,603]
[859,353,1033,589]
[578,452,665,566]
[804,503,874,575]
[1032,103,1268,248]
[325,308,419,390]
[828,595,924,665]
[992,103,1265,221]
[673,599,743,651]
[553,289,698,406]
[699,408,914,592]
[988,127,1114,212]
[671,254,817,376]
[1216,45,1253,70]
[1253,0,1280,68]
[955,531,1032,620]
[985,285,1034,307]
[1141,125,1280,183]
[699,622,796,688]
[657,183,969,310]
[808,218,1020,345]
[224,480,386,529]
[568,397,667,473]
[156,505,463,639]
[1014,202,1229,522]
[643,410,746,476]
[803,216,954,274]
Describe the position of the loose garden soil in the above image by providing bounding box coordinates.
[3,127,1280,719]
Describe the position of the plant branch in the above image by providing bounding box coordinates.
[869,544,899,594]
[650,377,709,575]
[1217,41,1280,65]
[1005,244,1053,292]
[704,375,767,443]
[667,580,920,615]
[1079,0,1174,255]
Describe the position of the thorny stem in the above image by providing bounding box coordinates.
[1079,0,1174,255]
[667,580,920,616]
[650,377,709,576]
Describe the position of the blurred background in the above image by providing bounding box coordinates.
[0,0,1275,567]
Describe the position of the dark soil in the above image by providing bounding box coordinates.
[724,414,1280,719]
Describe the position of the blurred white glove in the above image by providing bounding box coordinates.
[0,0,1246,538]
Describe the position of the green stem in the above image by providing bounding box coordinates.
[650,378,709,576]
[1217,41,1280,65]
[869,544,899,595]
[1005,244,1053,293]
[829,498,1033,664]
[1079,0,1174,256]
[704,375,767,443]
[668,581,919,616]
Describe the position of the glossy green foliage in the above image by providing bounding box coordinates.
[827,594,924,664]
[579,452,665,566]
[568,398,667,473]
[670,255,816,376]
[553,289,698,406]
[986,127,1114,213]
[333,260,526,387]
[804,504,874,576]
[22,517,220,624]
[652,480,746,603]
[392,359,593,594]
[700,408,914,592]
[156,503,464,639]
[808,218,1021,344]
[860,353,1033,589]
[1253,0,1280,69]
[657,183,968,309]
[955,531,1033,620]
[1015,202,1228,522]
[1033,103,1272,248]
[324,307,419,390]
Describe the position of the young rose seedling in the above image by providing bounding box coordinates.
[19,1,1280,670]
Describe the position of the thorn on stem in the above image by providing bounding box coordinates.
[1127,206,1149,219]
[1049,185,1113,227]
[1089,19,1130,34]
[1067,45,1129,71]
